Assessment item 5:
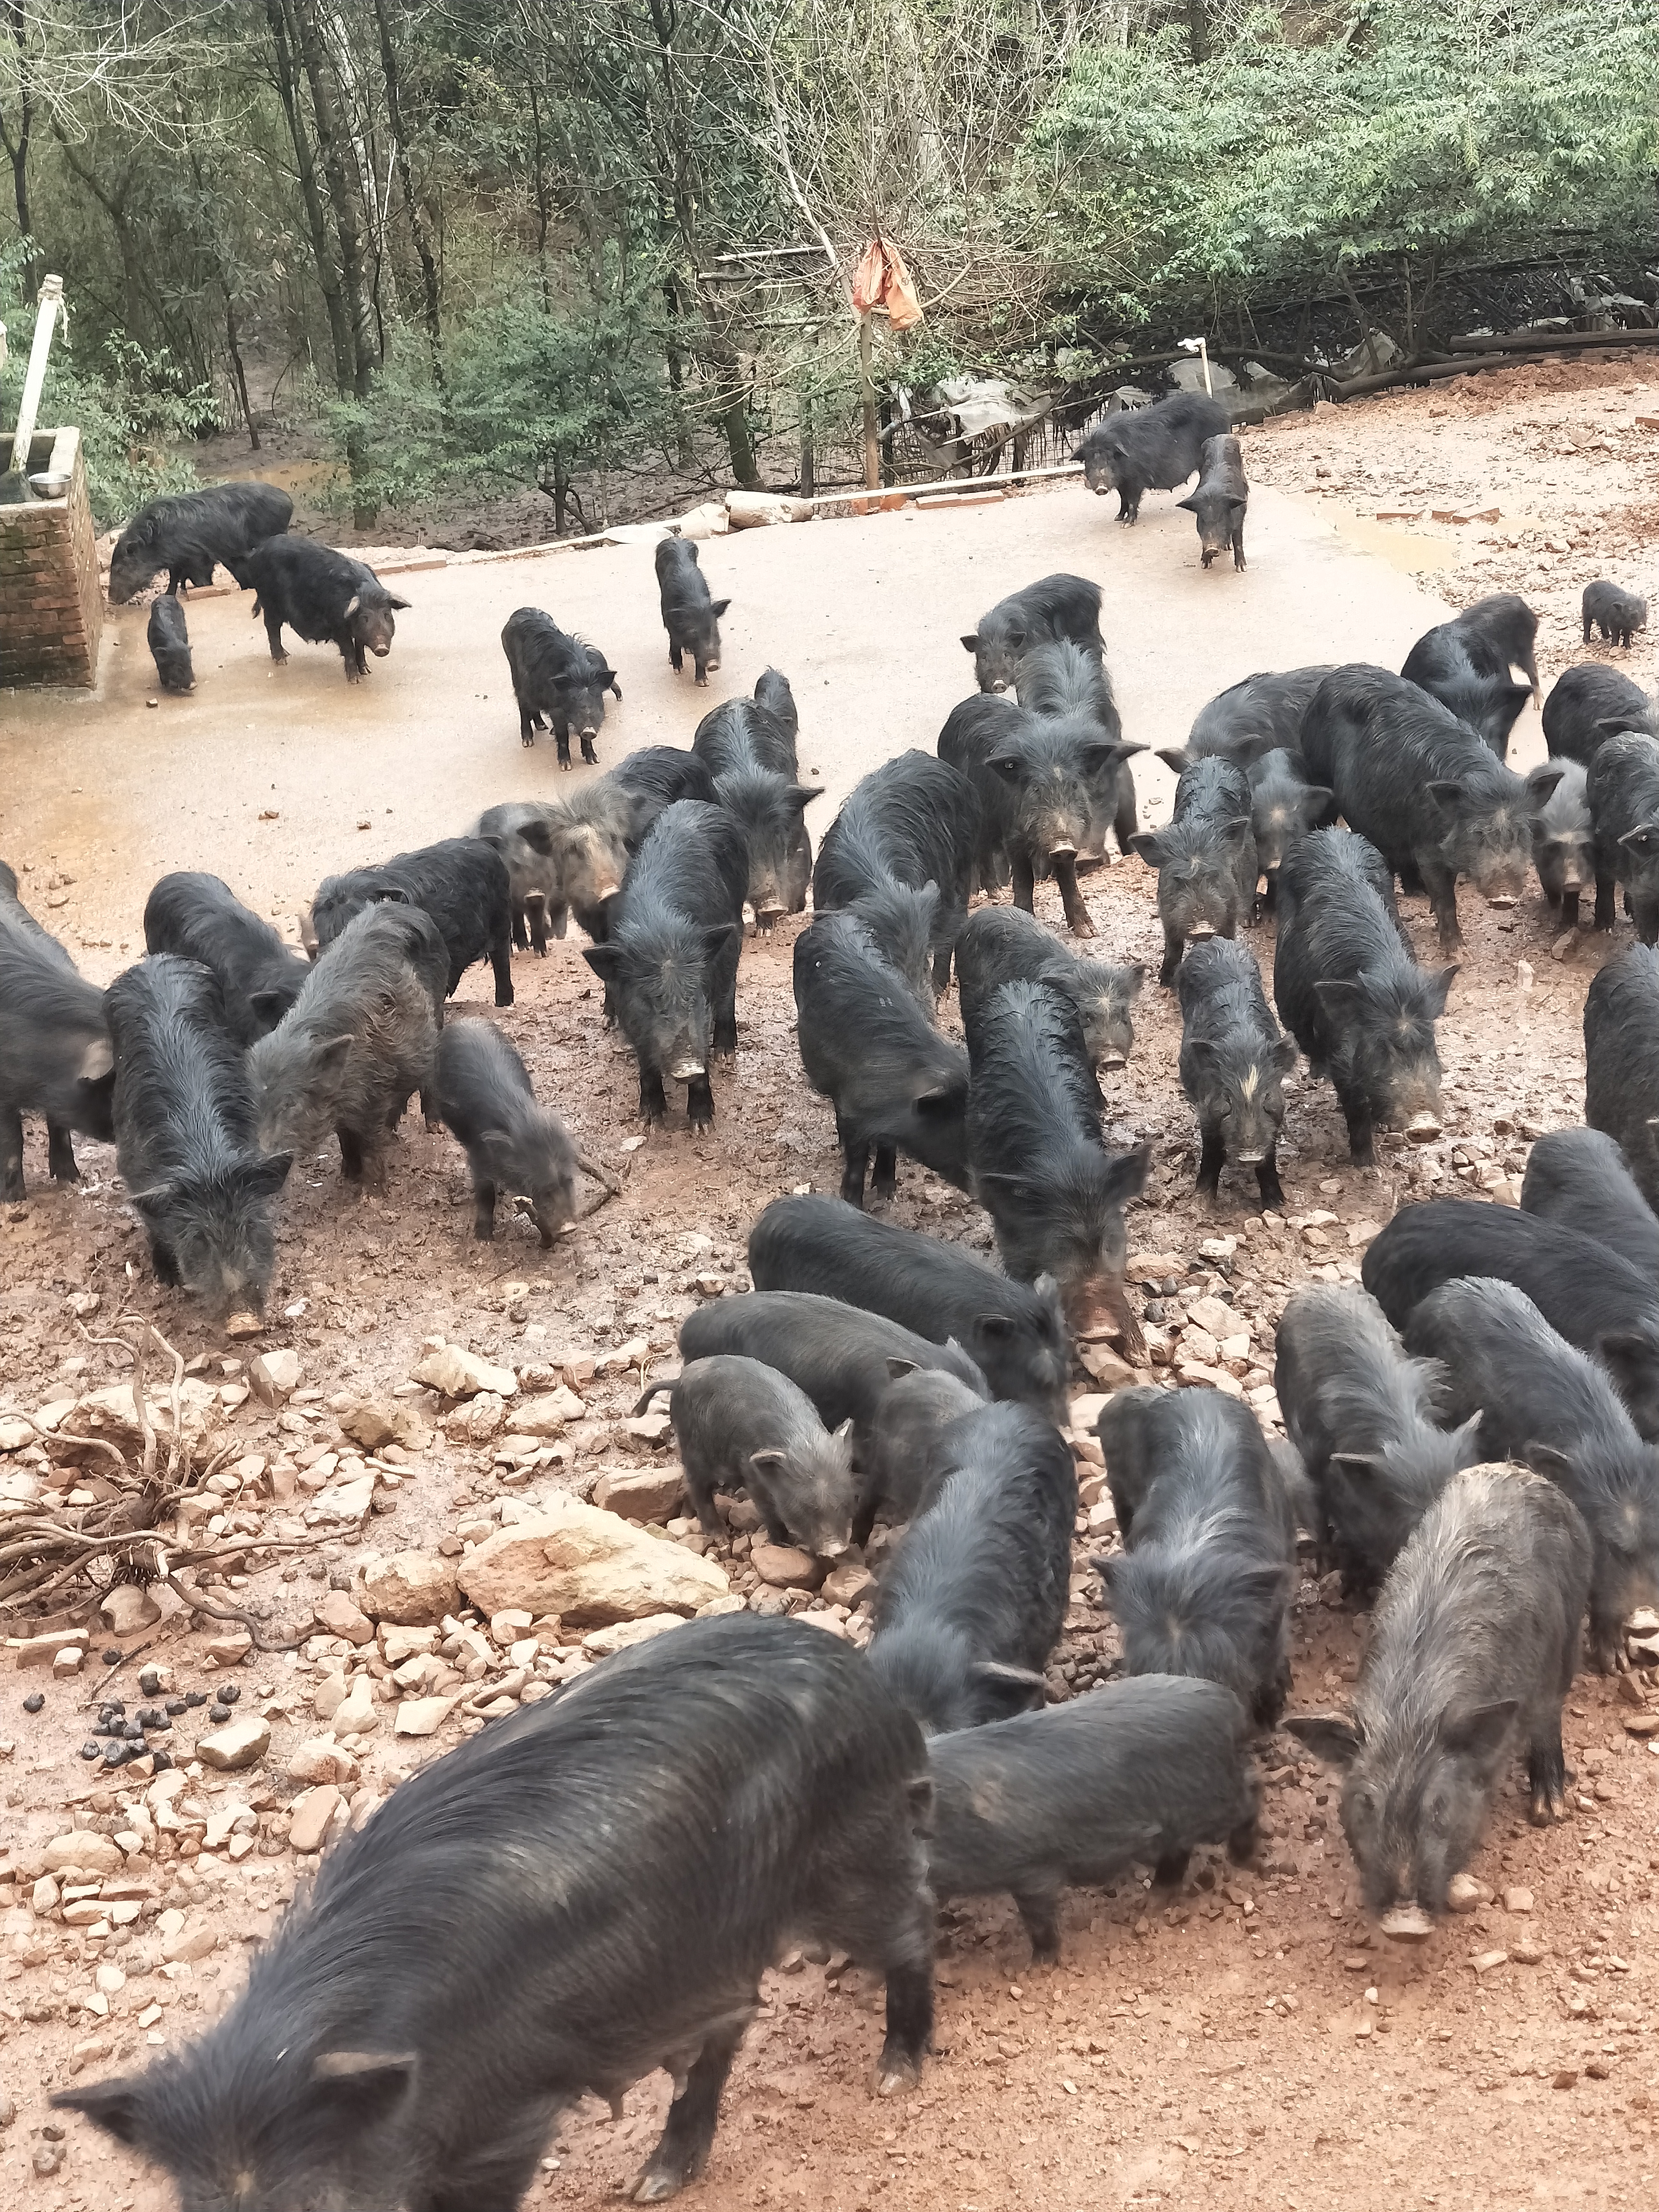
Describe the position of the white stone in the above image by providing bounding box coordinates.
[196,1718,271,1772]
[394,1695,457,1737]
[287,1785,340,1855]
[460,1495,729,1626]
[409,1344,518,1401]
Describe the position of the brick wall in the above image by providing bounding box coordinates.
[0,429,104,688]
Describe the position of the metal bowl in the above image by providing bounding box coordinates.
[27,471,70,499]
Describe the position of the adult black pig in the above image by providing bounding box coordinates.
[0,862,114,1198]
[1072,391,1229,524]
[143,872,310,1049]
[1585,944,1659,1209]
[1179,433,1248,570]
[960,573,1104,696]
[235,535,409,681]
[656,537,728,685]
[1540,662,1657,765]
[1520,1127,1659,1278]
[812,752,981,997]
[500,606,619,767]
[311,836,515,1007]
[108,480,292,601]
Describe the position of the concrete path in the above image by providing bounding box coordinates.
[0,480,1464,972]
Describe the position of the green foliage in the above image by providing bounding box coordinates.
[1032,1,1659,332]
[0,245,212,523]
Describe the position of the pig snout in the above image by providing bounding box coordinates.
[1186,919,1217,940]
[670,1057,706,1082]
[1098,1049,1127,1071]
[1405,1112,1442,1143]
[1234,1148,1267,1166]
[1380,1903,1433,1944]
[1048,839,1078,859]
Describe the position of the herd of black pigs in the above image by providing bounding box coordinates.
[7,390,1659,2205]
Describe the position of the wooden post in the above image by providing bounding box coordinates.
[859,313,879,491]
[1,275,66,499]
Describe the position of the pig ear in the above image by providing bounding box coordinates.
[243,1151,293,1199]
[1524,763,1564,805]
[1175,495,1199,512]
[961,634,980,654]
[1619,823,1659,858]
[1522,1440,1574,1486]
[310,2050,418,2132]
[1501,681,1531,712]
[1284,1712,1363,1767]
[710,598,732,617]
[1154,746,1191,775]
[1592,1333,1655,1395]
[1426,780,1467,813]
[1120,962,1147,998]
[249,987,289,1026]
[515,818,556,857]
[701,922,741,962]
[1103,1138,1151,1206]
[1184,1038,1222,1072]
[1220,813,1253,848]
[970,1659,1046,1718]
[1451,1410,1486,1463]
[974,1313,1016,1344]
[1303,785,1334,818]
[1439,1700,1519,1762]
[316,1034,355,1076]
[50,2078,148,2145]
[386,594,411,612]
[914,1081,965,1118]
[342,593,360,617]
[1226,497,1248,516]
[1082,741,1136,775]
[581,945,623,982]
[832,1419,855,1446]
[885,1357,919,1382]
[1126,831,1169,869]
[1272,1035,1298,1077]
[1312,978,1366,1021]
[748,1449,787,1478]
[1418,965,1458,1019]
[787,784,825,811]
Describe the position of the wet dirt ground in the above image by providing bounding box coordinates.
[4,356,1659,2212]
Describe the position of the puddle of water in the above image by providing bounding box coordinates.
[1326,508,1462,575]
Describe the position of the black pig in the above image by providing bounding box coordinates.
[1094,1387,1297,1726]
[55,1615,937,2204]
[582,799,746,1127]
[1129,754,1256,986]
[1246,748,1332,905]
[0,862,114,1198]
[1588,731,1659,940]
[108,954,290,1311]
[434,1018,577,1245]
[1288,1465,1590,1936]
[143,872,310,1049]
[1274,1282,1480,1594]
[961,572,1103,695]
[108,480,292,601]
[1273,829,1455,1164]
[1404,1275,1659,1673]
[636,1355,856,1558]
[812,752,981,997]
[1584,579,1647,648]
[310,836,515,1007]
[1179,432,1248,569]
[145,593,194,693]
[500,606,619,768]
[793,911,969,1206]
[1362,1198,1659,1443]
[655,536,728,685]
[965,977,1150,1354]
[748,1191,1070,1420]
[1401,604,1535,758]
[928,1675,1260,1958]
[475,787,647,951]
[867,1401,1077,1735]
[1522,1127,1659,1277]
[1072,391,1229,524]
[1585,944,1659,1210]
[1176,937,1296,1208]
[1178,664,1336,771]
[860,1369,990,1545]
[1528,757,1592,929]
[956,904,1144,1077]
[1012,638,1144,857]
[693,684,820,926]
[235,535,409,681]
[1541,662,1656,765]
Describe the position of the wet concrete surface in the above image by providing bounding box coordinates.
[1,478,1459,972]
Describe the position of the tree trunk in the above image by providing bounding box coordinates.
[369,0,444,392]
[1186,1,1210,64]
[226,299,260,449]
[0,1,35,289]
[528,77,553,314]
[284,0,378,522]
[265,0,355,398]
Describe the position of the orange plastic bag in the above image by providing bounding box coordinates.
[851,236,922,331]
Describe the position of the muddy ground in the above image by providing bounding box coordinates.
[4,354,1659,2212]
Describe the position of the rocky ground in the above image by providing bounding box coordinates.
[5,352,1659,2211]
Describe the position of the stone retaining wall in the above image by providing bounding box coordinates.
[0,430,103,688]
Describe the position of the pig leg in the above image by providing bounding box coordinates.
[1255,1143,1286,1211]
[1053,853,1095,938]
[931,942,953,996]
[1232,520,1247,572]
[1113,785,1140,856]
[1152,1848,1190,1892]
[1594,863,1617,931]
[685,1072,715,1129]
[554,724,573,772]
[632,2013,753,2202]
[1584,614,1594,645]
[510,902,529,953]
[517,694,537,745]
[1587,1601,1628,1677]
[1011,853,1037,914]
[1560,887,1580,932]
[262,607,289,663]
[1635,893,1659,948]
[527,895,552,955]
[694,656,710,687]
[669,636,685,673]
[1227,1811,1261,1864]
[639,1067,668,1124]
[147,1233,181,1286]
[1157,926,1184,989]
[682,1459,724,1542]
[1013,1885,1063,1966]
[0,1106,24,1199]
[839,1129,871,1209]
[45,1120,79,1182]
[871,1145,899,1203]
[1333,1083,1375,1168]
[337,1126,365,1182]
[1527,1709,1571,1824]
[470,1173,498,1240]
[1419,857,1463,951]
[1195,1119,1226,1202]
[582,735,600,767]
[713,978,739,1060]
[490,938,515,1008]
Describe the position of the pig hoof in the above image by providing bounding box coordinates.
[632,2167,687,2203]
[1070,915,1096,939]
[876,2056,921,2098]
